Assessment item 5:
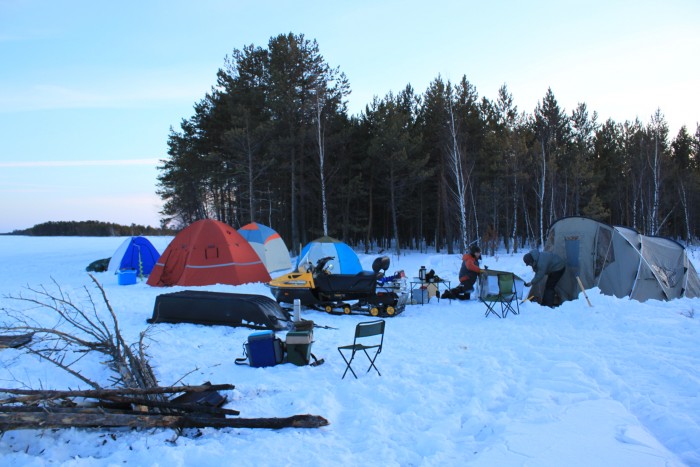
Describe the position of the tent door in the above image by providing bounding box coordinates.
[564,236,580,276]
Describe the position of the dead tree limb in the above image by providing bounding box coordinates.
[0,411,329,430]
[0,383,235,401]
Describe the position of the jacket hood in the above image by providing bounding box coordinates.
[529,249,540,264]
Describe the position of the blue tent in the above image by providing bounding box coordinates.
[296,236,361,274]
[107,236,160,276]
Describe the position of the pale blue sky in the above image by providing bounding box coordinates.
[1,0,698,232]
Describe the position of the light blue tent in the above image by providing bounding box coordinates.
[296,236,361,274]
[107,236,160,276]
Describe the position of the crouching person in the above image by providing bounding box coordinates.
[442,245,484,300]
[523,249,566,307]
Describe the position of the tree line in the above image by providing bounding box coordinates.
[8,221,175,237]
[157,32,700,255]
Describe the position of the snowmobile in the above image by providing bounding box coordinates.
[267,255,408,317]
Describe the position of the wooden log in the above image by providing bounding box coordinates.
[109,397,238,416]
[0,404,238,417]
[0,384,236,406]
[89,396,240,416]
[0,410,329,431]
[0,383,235,399]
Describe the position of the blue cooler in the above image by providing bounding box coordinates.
[118,269,137,286]
[245,331,283,368]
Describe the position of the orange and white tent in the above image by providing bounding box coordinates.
[238,222,292,273]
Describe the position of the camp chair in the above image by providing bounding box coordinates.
[337,320,385,379]
[480,272,520,318]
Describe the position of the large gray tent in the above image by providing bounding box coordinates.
[534,217,700,303]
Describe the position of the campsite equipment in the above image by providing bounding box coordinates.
[148,291,290,331]
[419,266,426,281]
[292,319,315,332]
[285,330,313,366]
[147,219,271,287]
[268,255,408,317]
[478,270,521,318]
[296,236,362,274]
[338,320,385,379]
[238,222,293,273]
[117,269,138,286]
[107,236,160,276]
[293,298,301,322]
[236,331,284,368]
[532,216,700,303]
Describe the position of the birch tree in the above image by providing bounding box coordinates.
[647,109,669,235]
[446,98,469,252]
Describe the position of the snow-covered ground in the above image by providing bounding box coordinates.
[1,235,699,466]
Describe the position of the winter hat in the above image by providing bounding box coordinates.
[470,245,481,255]
[523,252,534,266]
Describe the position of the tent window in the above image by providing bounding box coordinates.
[205,246,219,260]
[594,227,613,276]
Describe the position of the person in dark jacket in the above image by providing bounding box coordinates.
[523,249,566,307]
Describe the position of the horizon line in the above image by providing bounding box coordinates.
[0,158,162,168]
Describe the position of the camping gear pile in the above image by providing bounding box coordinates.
[235,321,323,368]
[268,255,408,317]
[535,216,700,303]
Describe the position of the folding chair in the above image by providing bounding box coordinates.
[337,320,385,379]
[480,272,520,318]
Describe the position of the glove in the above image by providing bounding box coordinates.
[524,282,532,287]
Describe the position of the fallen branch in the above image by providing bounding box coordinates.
[0,383,235,403]
[0,384,238,415]
[0,410,329,430]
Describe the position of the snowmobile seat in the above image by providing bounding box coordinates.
[372,256,390,273]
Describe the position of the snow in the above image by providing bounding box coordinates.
[1,235,699,466]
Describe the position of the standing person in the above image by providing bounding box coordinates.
[443,245,484,300]
[523,249,566,307]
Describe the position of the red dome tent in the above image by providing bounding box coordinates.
[147,219,271,287]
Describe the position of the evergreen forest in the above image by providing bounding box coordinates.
[157,33,700,255]
[8,221,175,237]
